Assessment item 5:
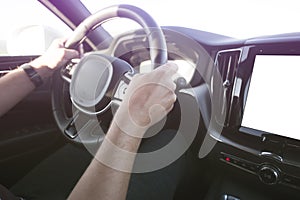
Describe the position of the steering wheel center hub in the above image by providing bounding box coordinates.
[70,54,113,108]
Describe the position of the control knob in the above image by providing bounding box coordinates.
[258,165,280,185]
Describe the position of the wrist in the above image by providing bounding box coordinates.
[29,58,53,80]
[113,106,149,139]
[20,63,44,88]
[95,129,141,172]
[106,120,142,152]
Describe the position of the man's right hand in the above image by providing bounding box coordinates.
[113,63,178,138]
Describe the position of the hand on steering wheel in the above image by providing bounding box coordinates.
[113,63,178,138]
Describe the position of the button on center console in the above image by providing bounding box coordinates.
[220,152,300,190]
[258,165,280,185]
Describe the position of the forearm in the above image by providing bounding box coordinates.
[0,62,51,117]
[0,38,79,117]
[68,121,143,200]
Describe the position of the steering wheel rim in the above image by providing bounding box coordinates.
[66,4,167,67]
[52,4,168,145]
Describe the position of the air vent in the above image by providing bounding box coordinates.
[214,49,241,126]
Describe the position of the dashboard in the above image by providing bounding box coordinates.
[101,27,300,191]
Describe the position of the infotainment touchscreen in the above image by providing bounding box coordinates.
[242,55,300,141]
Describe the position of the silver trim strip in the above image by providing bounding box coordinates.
[71,99,112,116]
[0,70,12,74]
[259,151,283,163]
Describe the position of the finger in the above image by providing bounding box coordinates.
[77,44,84,58]
[168,77,177,91]
[165,103,175,114]
[149,64,178,88]
[52,38,68,48]
[64,49,80,60]
[166,92,177,106]
[167,62,179,73]
[157,92,177,111]
[160,62,178,75]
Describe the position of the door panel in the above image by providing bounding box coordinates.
[0,56,65,187]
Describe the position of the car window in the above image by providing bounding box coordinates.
[0,0,72,56]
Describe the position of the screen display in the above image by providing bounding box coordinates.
[242,55,300,141]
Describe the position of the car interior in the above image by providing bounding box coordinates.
[0,0,299,199]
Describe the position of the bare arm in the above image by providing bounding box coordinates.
[0,39,79,117]
[68,122,142,200]
[68,63,178,200]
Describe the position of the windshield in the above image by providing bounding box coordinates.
[82,0,300,39]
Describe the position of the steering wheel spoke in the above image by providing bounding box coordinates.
[60,58,80,84]
[64,110,104,143]
[111,71,133,102]
[63,110,82,139]
[76,118,105,144]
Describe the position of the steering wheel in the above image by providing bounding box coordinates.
[51,4,168,145]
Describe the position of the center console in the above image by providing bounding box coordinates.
[207,41,300,191]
